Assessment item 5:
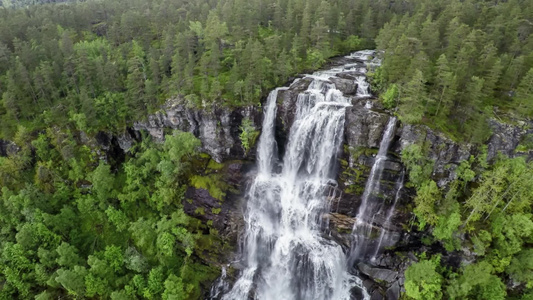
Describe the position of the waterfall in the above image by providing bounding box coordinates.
[220,52,377,300]
[371,170,404,261]
[355,76,370,97]
[257,87,288,174]
[210,266,230,298]
[349,117,397,263]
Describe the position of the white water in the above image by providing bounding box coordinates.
[349,116,397,262]
[221,51,378,300]
[210,266,230,298]
[371,170,405,261]
[355,76,371,97]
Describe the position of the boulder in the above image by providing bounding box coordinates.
[329,77,357,95]
[385,282,400,300]
[358,263,399,284]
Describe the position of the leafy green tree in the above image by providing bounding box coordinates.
[447,261,506,300]
[405,255,443,300]
[381,84,398,109]
[55,266,88,297]
[507,249,533,288]
[90,162,114,203]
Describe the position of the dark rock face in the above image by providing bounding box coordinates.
[275,78,313,155]
[345,99,391,153]
[487,119,529,161]
[358,263,399,283]
[397,124,472,187]
[330,77,357,95]
[183,161,249,244]
[131,100,261,162]
[0,139,19,157]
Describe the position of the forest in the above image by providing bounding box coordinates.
[0,0,531,299]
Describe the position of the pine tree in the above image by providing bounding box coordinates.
[434,54,455,118]
[300,1,312,46]
[399,69,427,124]
[460,76,485,131]
[482,58,503,100]
[126,55,146,118]
[420,15,440,59]
[515,68,533,116]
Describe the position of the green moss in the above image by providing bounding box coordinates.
[341,162,370,195]
[207,159,224,170]
[211,208,221,214]
[194,207,206,215]
[190,174,227,201]
[347,145,378,159]
[337,227,352,234]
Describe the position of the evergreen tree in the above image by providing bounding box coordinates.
[399,69,427,123]
[433,54,455,118]
[515,68,533,116]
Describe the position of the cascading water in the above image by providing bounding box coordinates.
[221,51,378,300]
[355,76,370,97]
[349,117,397,263]
[371,170,405,261]
[210,266,230,298]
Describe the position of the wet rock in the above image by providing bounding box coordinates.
[275,77,313,157]
[358,263,399,283]
[337,71,366,80]
[277,77,312,130]
[386,282,400,300]
[370,291,384,300]
[329,77,357,95]
[327,213,356,231]
[350,286,365,300]
[183,187,221,222]
[345,99,391,153]
[183,160,250,247]
[324,213,355,248]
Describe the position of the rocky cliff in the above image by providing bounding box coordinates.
[71,56,532,300]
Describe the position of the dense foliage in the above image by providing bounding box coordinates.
[0,129,229,299]
[372,0,533,142]
[0,0,532,299]
[0,0,388,297]
[0,0,397,139]
[380,2,533,299]
[402,143,533,299]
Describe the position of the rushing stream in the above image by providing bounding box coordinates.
[217,50,401,300]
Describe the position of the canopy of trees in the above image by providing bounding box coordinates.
[372,0,533,143]
[0,0,398,139]
[402,144,533,300]
[0,128,230,299]
[0,0,532,299]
